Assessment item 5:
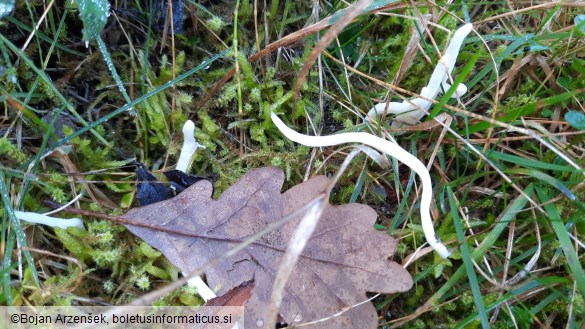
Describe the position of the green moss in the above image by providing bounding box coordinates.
[206,16,225,32]
[135,275,150,290]
[0,137,27,162]
[504,94,532,111]
[406,285,424,307]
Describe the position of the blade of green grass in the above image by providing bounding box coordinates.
[233,0,244,157]
[0,171,40,293]
[535,186,585,298]
[507,169,584,210]
[19,50,228,170]
[0,34,108,145]
[390,170,415,230]
[536,4,561,34]
[1,232,16,305]
[428,50,480,119]
[531,289,565,315]
[447,185,489,329]
[455,276,571,327]
[22,5,70,111]
[480,146,579,172]
[324,0,399,26]
[467,33,535,90]
[464,88,585,134]
[0,260,17,304]
[349,162,368,203]
[96,36,133,111]
[17,107,65,210]
[3,16,86,57]
[423,184,534,307]
[389,141,419,230]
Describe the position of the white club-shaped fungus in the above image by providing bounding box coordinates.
[366,23,473,133]
[271,23,475,258]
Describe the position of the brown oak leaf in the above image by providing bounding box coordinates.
[206,279,255,307]
[122,167,412,328]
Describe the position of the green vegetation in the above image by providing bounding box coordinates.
[1,0,584,327]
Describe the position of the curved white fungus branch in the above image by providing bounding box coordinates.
[14,194,85,229]
[15,211,84,230]
[366,23,473,133]
[176,120,205,173]
[271,112,451,258]
[270,24,475,258]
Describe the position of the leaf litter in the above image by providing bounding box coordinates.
[122,167,412,328]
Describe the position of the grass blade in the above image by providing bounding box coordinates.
[420,184,533,308]
[0,171,40,293]
[447,185,489,328]
[19,50,228,167]
[535,187,585,298]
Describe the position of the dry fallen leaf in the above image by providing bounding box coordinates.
[206,279,255,307]
[122,167,412,328]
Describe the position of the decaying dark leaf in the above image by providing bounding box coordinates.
[123,167,412,328]
[133,162,211,206]
[163,169,209,193]
[134,162,174,206]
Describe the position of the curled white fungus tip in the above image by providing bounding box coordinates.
[442,82,468,98]
[176,120,204,173]
[15,211,84,230]
[365,23,473,132]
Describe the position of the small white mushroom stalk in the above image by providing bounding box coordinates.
[176,120,205,173]
[14,194,85,230]
[15,211,84,230]
[175,120,216,302]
